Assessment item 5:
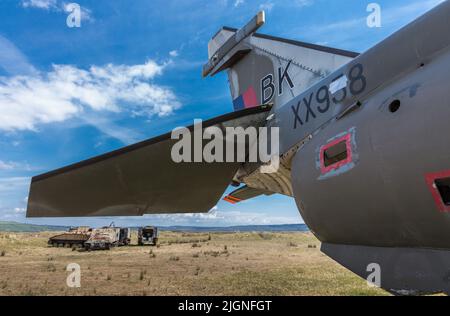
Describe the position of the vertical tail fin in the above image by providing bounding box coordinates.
[203,12,359,111]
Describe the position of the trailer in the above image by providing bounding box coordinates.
[84,224,131,251]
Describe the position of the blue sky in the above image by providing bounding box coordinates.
[0,0,444,227]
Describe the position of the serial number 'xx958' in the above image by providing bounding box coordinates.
[290,63,367,129]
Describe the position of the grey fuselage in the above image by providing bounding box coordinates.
[273,0,450,249]
[271,1,450,294]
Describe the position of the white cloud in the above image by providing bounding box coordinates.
[169,50,179,57]
[381,0,445,25]
[234,0,244,8]
[22,0,94,22]
[81,114,145,145]
[0,177,30,195]
[143,206,301,226]
[21,0,58,10]
[0,161,33,172]
[0,35,38,76]
[259,2,274,12]
[257,0,313,14]
[0,60,181,131]
[294,0,314,8]
[0,161,15,171]
[303,0,444,37]
[14,208,26,214]
[0,178,30,221]
[83,203,301,227]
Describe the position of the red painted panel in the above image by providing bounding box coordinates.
[243,86,258,108]
[320,133,353,175]
[425,170,450,212]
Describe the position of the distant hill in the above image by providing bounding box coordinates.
[158,224,309,232]
[0,221,308,233]
[0,221,68,232]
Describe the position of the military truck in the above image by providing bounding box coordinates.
[84,224,131,251]
[138,226,158,246]
[48,226,92,248]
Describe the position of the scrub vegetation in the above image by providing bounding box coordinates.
[0,231,387,296]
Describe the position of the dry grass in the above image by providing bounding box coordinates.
[0,231,387,296]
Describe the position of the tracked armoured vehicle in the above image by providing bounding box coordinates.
[48,226,92,248]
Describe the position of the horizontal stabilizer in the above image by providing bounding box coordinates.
[27,106,271,218]
[223,185,274,204]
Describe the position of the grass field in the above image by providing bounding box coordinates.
[0,231,388,296]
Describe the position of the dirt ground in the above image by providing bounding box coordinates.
[0,231,387,296]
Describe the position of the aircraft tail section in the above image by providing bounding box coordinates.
[203,12,359,111]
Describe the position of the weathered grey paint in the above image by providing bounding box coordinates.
[274,1,450,154]
[203,11,265,77]
[287,1,450,247]
[205,22,356,198]
[213,28,356,110]
[285,1,450,294]
[27,107,270,217]
[27,1,450,294]
[322,243,450,295]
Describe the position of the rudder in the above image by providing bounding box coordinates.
[204,12,359,111]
